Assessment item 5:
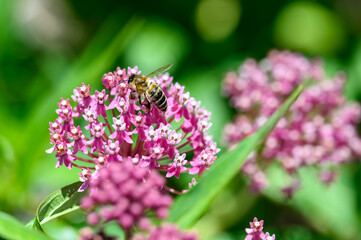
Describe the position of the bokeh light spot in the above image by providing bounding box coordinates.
[124,20,189,73]
[195,0,241,42]
[274,1,346,54]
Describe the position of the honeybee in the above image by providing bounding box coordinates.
[128,64,173,112]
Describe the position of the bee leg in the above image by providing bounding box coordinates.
[137,95,150,113]
[143,98,151,114]
[129,90,137,100]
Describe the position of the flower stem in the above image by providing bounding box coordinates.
[71,162,95,169]
[75,156,95,163]
[176,140,191,150]
[87,152,99,158]
[163,185,187,195]
[104,116,113,133]
[132,137,144,156]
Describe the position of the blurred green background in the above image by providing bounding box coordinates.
[1,0,361,239]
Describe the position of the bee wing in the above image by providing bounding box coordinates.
[146,64,173,78]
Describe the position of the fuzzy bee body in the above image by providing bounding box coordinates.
[128,64,172,112]
[146,82,167,111]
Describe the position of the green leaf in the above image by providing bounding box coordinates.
[27,182,86,233]
[0,211,50,240]
[104,221,125,239]
[345,41,361,101]
[168,84,304,228]
[264,165,361,240]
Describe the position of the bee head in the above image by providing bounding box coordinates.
[128,75,135,85]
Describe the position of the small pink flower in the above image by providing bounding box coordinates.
[76,83,92,109]
[93,89,108,117]
[189,148,217,176]
[166,152,187,178]
[245,217,265,240]
[109,116,133,144]
[188,178,197,189]
[48,119,62,133]
[102,72,118,93]
[263,232,276,240]
[89,123,105,153]
[54,142,74,169]
[79,168,92,192]
[105,140,122,162]
[68,126,88,154]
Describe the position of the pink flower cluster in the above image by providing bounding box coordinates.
[46,65,219,191]
[134,224,198,240]
[79,227,116,240]
[79,224,197,240]
[223,50,361,193]
[81,161,173,230]
[245,217,275,240]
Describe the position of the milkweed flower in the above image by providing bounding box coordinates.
[244,217,275,240]
[81,161,172,230]
[81,162,199,239]
[223,50,361,195]
[263,233,276,240]
[133,224,198,240]
[46,65,219,192]
[79,227,116,240]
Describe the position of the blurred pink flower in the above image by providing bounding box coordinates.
[81,161,172,230]
[133,224,198,240]
[223,50,361,196]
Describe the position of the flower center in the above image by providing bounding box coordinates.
[80,86,87,94]
[56,144,65,155]
[132,157,139,164]
[200,120,208,131]
[120,82,126,89]
[190,100,197,111]
[52,134,60,142]
[152,147,161,155]
[119,100,125,109]
[98,156,105,165]
[182,92,190,103]
[148,130,155,139]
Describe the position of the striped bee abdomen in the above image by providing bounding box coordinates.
[147,83,167,111]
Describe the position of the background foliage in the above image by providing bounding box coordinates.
[1,0,361,239]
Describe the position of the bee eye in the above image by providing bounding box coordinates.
[128,75,135,84]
